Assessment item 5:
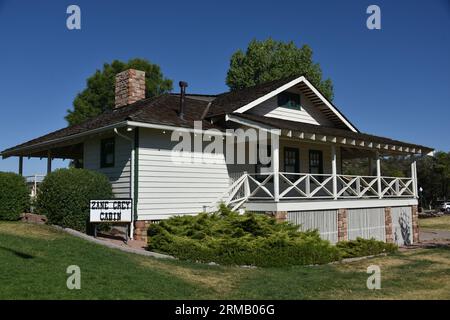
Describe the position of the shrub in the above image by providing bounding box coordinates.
[148,205,342,267]
[36,168,113,232]
[0,172,29,220]
[336,238,398,259]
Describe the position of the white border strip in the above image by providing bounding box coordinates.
[244,198,418,212]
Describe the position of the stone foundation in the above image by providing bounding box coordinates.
[337,208,348,241]
[137,204,420,245]
[272,211,287,223]
[133,220,152,242]
[384,207,393,243]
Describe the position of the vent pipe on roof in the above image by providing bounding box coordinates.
[179,81,188,120]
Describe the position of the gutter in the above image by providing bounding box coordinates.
[1,120,230,159]
[1,121,129,158]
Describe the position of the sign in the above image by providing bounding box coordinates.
[90,199,132,223]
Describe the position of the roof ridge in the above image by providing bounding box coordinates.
[215,74,302,98]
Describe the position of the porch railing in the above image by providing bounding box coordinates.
[218,172,416,211]
[25,174,46,198]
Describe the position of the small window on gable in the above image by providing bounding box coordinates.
[277,92,301,110]
[100,137,115,168]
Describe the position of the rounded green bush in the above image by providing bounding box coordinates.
[0,172,29,220]
[147,205,342,267]
[36,168,113,232]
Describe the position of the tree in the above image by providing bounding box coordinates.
[342,151,450,209]
[226,38,334,100]
[417,151,450,208]
[65,58,173,126]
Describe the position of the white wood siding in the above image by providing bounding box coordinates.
[137,128,230,220]
[287,210,338,243]
[247,88,333,126]
[347,208,386,241]
[83,133,132,198]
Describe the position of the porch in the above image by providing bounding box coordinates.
[215,113,429,214]
[225,171,417,212]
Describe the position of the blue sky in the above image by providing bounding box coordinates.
[0,0,449,175]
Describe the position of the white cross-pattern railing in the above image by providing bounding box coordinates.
[380,176,415,198]
[212,172,417,211]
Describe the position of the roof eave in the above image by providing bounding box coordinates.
[226,114,433,156]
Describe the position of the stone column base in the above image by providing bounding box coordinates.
[134,220,151,242]
[267,211,288,223]
[338,208,348,241]
[384,207,393,243]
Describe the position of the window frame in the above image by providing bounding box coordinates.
[277,91,302,111]
[309,149,323,175]
[100,137,115,168]
[284,147,300,174]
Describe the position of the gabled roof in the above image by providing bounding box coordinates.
[1,75,433,158]
[1,95,217,158]
[206,75,359,132]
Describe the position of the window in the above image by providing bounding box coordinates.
[309,150,323,174]
[100,138,115,168]
[277,92,301,110]
[284,147,300,173]
[255,142,272,175]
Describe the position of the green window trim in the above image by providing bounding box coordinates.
[100,137,115,168]
[277,92,301,110]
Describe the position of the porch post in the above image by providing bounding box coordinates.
[376,152,382,199]
[411,160,418,198]
[47,150,52,174]
[331,145,337,200]
[272,132,279,202]
[18,156,23,176]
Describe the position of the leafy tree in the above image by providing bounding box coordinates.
[417,151,450,208]
[226,38,334,100]
[65,58,173,126]
[342,151,450,209]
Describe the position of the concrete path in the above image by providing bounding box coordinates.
[54,226,174,260]
[420,229,450,242]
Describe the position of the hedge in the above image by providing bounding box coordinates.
[148,205,399,267]
[148,205,342,267]
[0,172,29,220]
[336,238,398,258]
[36,168,113,232]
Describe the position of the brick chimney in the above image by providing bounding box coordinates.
[115,69,146,108]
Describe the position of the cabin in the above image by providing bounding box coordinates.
[1,69,433,245]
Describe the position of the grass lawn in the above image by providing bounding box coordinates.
[419,215,450,231]
[1,221,450,299]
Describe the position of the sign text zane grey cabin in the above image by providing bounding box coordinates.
[90,199,132,223]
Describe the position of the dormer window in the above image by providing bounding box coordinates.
[277,92,301,110]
